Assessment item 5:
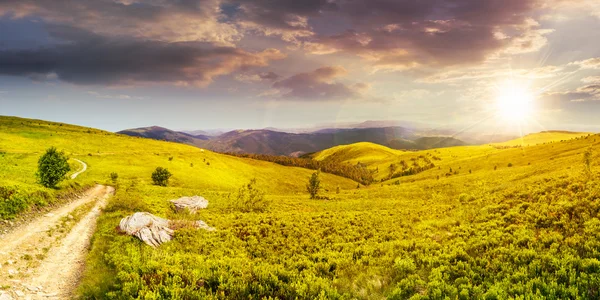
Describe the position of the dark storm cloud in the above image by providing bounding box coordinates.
[271,66,368,100]
[234,0,548,67]
[0,0,240,45]
[0,26,285,86]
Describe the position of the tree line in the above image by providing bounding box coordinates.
[223,152,375,185]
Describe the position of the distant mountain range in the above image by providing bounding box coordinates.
[117,123,502,156]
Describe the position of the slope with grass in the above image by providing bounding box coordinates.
[492,130,589,147]
[0,116,357,220]
[77,129,600,299]
[3,115,600,299]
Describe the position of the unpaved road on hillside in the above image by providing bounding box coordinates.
[70,159,87,179]
[0,185,114,299]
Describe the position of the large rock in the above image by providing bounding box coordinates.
[170,196,209,213]
[119,212,216,247]
[119,212,174,247]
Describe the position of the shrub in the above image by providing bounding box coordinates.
[36,147,70,188]
[584,146,593,175]
[507,163,513,167]
[306,170,322,199]
[229,178,269,212]
[110,172,118,184]
[151,167,172,187]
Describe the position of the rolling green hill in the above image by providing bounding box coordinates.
[492,130,589,147]
[2,116,600,299]
[0,116,357,218]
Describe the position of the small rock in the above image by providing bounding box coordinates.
[15,291,24,297]
[25,285,38,292]
[8,269,18,275]
[44,213,54,217]
[36,293,57,297]
[195,220,216,232]
[0,292,13,300]
[67,215,74,220]
[7,260,15,265]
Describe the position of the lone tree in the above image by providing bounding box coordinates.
[306,170,322,199]
[388,163,397,180]
[584,146,593,176]
[152,167,172,187]
[37,147,70,188]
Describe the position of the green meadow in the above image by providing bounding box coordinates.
[2,116,600,299]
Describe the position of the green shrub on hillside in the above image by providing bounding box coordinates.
[307,170,322,199]
[36,147,70,188]
[109,172,118,184]
[228,178,270,212]
[151,167,172,187]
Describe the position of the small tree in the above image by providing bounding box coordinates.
[37,147,70,188]
[584,146,593,176]
[388,163,397,180]
[152,167,172,187]
[306,170,322,199]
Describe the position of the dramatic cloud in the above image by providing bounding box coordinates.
[541,76,600,104]
[269,66,369,100]
[572,57,600,69]
[235,71,280,83]
[235,0,551,68]
[0,0,240,45]
[0,27,285,86]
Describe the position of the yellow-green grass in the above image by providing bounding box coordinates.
[0,116,357,219]
[3,115,600,298]
[492,130,589,147]
[80,131,600,299]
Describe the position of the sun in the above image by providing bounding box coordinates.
[495,80,535,122]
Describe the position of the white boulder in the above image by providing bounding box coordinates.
[170,196,209,213]
[119,212,173,247]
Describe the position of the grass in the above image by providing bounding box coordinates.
[492,130,590,147]
[2,115,600,298]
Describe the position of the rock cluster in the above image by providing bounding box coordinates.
[119,212,174,247]
[119,212,215,247]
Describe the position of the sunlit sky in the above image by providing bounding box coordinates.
[0,0,599,133]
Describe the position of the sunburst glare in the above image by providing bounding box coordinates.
[495,80,536,123]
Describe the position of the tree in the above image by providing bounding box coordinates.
[306,170,322,199]
[37,147,70,188]
[152,167,172,187]
[388,163,397,180]
[584,146,593,176]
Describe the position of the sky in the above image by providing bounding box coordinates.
[0,0,599,133]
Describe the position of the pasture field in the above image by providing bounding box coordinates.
[2,116,600,299]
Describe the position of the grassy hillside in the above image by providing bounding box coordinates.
[312,142,439,181]
[3,116,600,299]
[0,116,357,218]
[493,130,589,147]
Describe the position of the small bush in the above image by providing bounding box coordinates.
[229,178,270,212]
[306,170,322,199]
[507,163,513,167]
[110,172,118,184]
[151,167,172,187]
[37,147,70,188]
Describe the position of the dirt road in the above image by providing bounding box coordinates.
[70,159,87,179]
[0,185,114,299]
